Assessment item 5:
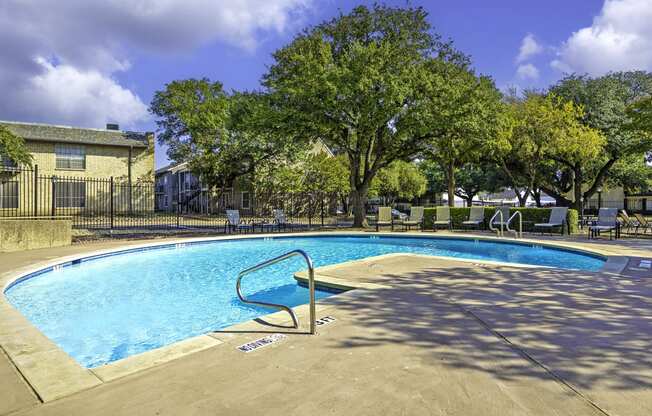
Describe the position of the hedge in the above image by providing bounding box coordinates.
[422,207,578,234]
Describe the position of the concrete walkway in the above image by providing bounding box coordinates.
[1,233,651,415]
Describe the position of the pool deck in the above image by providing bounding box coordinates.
[1,231,651,415]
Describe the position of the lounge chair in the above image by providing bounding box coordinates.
[588,208,619,239]
[273,209,304,231]
[462,206,485,229]
[618,210,638,234]
[534,207,568,235]
[490,206,511,231]
[633,213,651,234]
[400,206,424,231]
[374,206,393,231]
[226,210,253,234]
[433,206,451,231]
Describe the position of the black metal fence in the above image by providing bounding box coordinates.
[0,166,349,232]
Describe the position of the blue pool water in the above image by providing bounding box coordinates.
[5,235,604,367]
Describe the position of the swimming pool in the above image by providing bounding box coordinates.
[5,235,605,368]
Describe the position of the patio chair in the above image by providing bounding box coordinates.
[588,208,619,240]
[433,206,451,231]
[490,206,511,231]
[618,210,639,234]
[633,213,651,234]
[273,209,304,231]
[400,206,424,231]
[534,207,568,235]
[225,210,253,234]
[462,206,485,230]
[374,206,393,231]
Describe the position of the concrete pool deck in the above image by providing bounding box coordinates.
[1,231,651,415]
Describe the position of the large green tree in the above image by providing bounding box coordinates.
[150,78,302,194]
[419,65,503,206]
[0,125,32,167]
[263,4,469,226]
[607,154,652,194]
[493,93,604,209]
[369,160,427,204]
[549,71,652,206]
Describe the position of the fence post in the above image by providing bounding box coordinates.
[110,177,114,229]
[33,165,38,217]
[176,172,181,228]
[50,176,56,218]
[308,195,312,227]
[321,197,324,227]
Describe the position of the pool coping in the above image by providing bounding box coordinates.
[0,231,628,402]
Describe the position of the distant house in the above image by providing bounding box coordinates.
[0,121,154,213]
[154,162,252,214]
[155,140,333,213]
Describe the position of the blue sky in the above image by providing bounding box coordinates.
[1,0,650,168]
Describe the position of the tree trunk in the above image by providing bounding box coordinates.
[532,189,542,207]
[573,166,583,212]
[351,185,370,228]
[515,188,529,207]
[539,185,572,207]
[447,163,455,207]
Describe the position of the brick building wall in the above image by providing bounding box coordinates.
[26,136,154,182]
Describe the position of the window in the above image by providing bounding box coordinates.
[55,182,86,208]
[241,191,250,209]
[164,195,168,208]
[0,181,18,208]
[1,154,17,170]
[55,144,85,170]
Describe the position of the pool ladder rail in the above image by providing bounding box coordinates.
[236,249,316,335]
[505,211,523,238]
[489,210,505,237]
[489,210,523,238]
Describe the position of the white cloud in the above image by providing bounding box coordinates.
[552,0,652,75]
[21,58,149,128]
[516,63,540,80]
[0,0,311,128]
[516,34,543,63]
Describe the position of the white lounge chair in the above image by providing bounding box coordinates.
[273,209,304,231]
[226,210,253,234]
[534,207,568,235]
[633,213,651,235]
[400,206,424,231]
[433,206,451,231]
[588,208,619,239]
[462,206,485,229]
[374,206,393,231]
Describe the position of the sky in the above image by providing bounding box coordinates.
[1,0,651,168]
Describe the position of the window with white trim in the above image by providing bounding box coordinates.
[0,181,18,208]
[55,144,86,170]
[241,191,250,209]
[55,182,86,208]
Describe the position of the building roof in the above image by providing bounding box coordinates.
[155,161,189,176]
[0,120,151,148]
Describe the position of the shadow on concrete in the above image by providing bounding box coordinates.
[321,264,652,393]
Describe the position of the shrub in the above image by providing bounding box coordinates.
[423,206,579,234]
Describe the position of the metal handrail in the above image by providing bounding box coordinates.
[236,249,316,334]
[506,211,522,238]
[489,210,504,237]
